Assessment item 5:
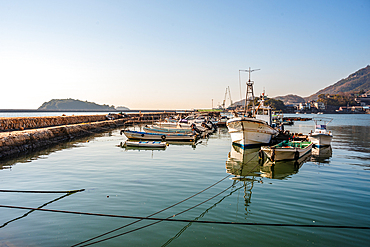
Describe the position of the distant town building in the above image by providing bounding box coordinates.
[337,105,366,113]
[355,94,370,106]
[312,101,325,110]
[299,102,311,110]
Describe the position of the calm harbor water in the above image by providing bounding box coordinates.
[0,114,369,246]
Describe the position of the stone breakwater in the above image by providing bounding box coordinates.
[0,118,126,160]
[0,115,110,131]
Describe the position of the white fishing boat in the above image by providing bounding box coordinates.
[308,118,333,147]
[261,140,313,162]
[124,140,167,148]
[121,130,197,141]
[226,68,278,148]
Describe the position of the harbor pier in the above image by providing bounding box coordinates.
[0,111,194,160]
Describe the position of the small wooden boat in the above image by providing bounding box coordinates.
[261,140,313,162]
[143,125,193,134]
[121,130,197,141]
[124,140,167,148]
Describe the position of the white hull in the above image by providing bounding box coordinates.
[226,117,278,147]
[309,133,332,147]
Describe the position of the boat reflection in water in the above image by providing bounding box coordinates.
[226,143,311,180]
[118,141,198,151]
[261,152,311,179]
[225,143,312,214]
[226,145,261,178]
[311,146,332,164]
[119,141,167,151]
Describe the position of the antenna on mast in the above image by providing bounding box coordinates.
[239,67,260,116]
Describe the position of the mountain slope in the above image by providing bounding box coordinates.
[306,65,370,100]
[273,94,305,104]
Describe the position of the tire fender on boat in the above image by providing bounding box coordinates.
[258,149,264,160]
[161,135,166,141]
[294,150,299,160]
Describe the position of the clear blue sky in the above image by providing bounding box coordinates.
[1,0,369,110]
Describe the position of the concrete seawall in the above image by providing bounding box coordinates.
[0,112,194,160]
[0,118,126,160]
[0,115,110,131]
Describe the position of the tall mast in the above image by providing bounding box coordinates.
[239,67,260,116]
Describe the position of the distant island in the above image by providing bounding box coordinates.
[38,99,129,111]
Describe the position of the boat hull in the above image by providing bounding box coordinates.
[308,133,332,147]
[261,142,313,161]
[123,130,196,141]
[143,126,193,134]
[226,117,278,148]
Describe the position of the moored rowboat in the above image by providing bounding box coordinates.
[121,130,197,141]
[261,140,313,162]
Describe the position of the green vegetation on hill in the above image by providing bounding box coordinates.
[38,99,116,110]
[231,97,286,111]
[317,94,357,106]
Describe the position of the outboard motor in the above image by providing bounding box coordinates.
[207,120,217,132]
[191,123,202,134]
[201,122,212,130]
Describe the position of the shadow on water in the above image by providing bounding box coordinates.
[0,132,107,170]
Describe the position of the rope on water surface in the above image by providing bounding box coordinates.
[0,204,368,230]
[72,152,263,246]
[0,189,85,193]
[71,173,233,246]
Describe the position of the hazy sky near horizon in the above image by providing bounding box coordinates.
[1,0,369,110]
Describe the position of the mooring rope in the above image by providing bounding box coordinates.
[71,173,232,246]
[0,191,79,229]
[0,205,368,230]
[77,180,242,247]
[0,189,85,193]
[162,180,250,247]
[72,152,262,246]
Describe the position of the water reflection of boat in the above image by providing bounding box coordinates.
[119,142,166,151]
[225,143,310,180]
[311,146,332,164]
[225,144,261,178]
[260,152,311,179]
[124,140,167,148]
